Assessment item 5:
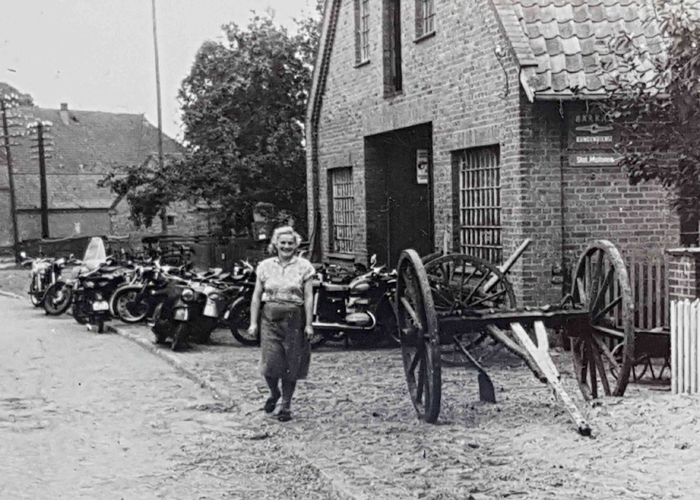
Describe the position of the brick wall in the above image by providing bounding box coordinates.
[315,0,523,263]
[666,249,700,302]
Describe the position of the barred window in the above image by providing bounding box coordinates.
[415,0,435,39]
[330,168,355,253]
[455,146,502,263]
[355,0,370,64]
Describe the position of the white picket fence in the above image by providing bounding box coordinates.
[670,299,700,394]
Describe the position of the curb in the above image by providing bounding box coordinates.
[107,324,236,410]
[0,290,22,300]
[109,323,363,500]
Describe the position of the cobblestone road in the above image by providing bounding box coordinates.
[3,266,700,499]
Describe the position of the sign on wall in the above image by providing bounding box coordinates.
[567,110,620,167]
[416,149,429,184]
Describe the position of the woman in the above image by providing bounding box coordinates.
[247,226,315,422]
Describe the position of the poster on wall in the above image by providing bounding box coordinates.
[416,149,429,184]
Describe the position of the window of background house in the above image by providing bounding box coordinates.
[166,215,175,227]
[455,146,502,263]
[355,0,370,64]
[330,167,355,253]
[415,0,435,39]
[383,0,402,96]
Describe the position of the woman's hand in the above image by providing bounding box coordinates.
[304,325,314,338]
[247,323,258,338]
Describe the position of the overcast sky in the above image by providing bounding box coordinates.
[0,0,315,140]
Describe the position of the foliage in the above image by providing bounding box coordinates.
[597,0,700,218]
[102,5,322,235]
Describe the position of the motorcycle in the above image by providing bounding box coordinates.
[151,275,226,350]
[72,261,129,333]
[223,261,258,346]
[309,255,398,348]
[21,252,60,307]
[110,261,171,323]
[43,256,81,316]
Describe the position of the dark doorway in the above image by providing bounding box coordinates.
[365,123,433,267]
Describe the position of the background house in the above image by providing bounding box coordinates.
[0,96,186,254]
[307,0,677,305]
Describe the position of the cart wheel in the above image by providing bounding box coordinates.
[569,240,634,399]
[423,254,516,315]
[396,249,441,423]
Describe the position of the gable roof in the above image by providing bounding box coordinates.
[494,0,664,99]
[9,105,182,210]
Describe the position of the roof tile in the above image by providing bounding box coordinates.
[499,0,664,97]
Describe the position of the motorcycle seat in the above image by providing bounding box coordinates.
[322,282,349,293]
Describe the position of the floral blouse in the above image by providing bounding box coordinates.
[256,256,316,306]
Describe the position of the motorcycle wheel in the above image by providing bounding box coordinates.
[193,317,217,344]
[228,297,259,346]
[112,288,149,323]
[171,322,189,351]
[43,283,73,316]
[29,281,42,307]
[72,303,89,325]
[151,304,169,344]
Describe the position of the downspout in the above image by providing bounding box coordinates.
[307,0,342,262]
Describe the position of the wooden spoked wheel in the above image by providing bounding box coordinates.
[423,254,516,317]
[396,249,441,423]
[569,240,634,399]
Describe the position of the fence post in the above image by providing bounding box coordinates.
[671,300,678,394]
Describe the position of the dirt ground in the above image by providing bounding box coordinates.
[3,268,700,499]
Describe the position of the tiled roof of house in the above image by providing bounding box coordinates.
[11,105,181,210]
[494,0,664,98]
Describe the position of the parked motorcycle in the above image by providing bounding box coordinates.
[110,261,171,323]
[21,252,60,307]
[223,261,258,346]
[72,261,129,333]
[43,256,81,316]
[309,255,398,348]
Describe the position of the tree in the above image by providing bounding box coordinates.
[597,0,700,239]
[103,7,322,235]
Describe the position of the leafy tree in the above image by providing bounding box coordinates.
[103,7,322,235]
[597,0,700,235]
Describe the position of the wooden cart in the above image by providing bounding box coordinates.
[395,240,644,435]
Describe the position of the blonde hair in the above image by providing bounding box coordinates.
[268,226,302,254]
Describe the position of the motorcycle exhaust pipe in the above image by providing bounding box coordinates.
[312,312,377,332]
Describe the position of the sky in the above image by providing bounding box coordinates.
[0,0,316,141]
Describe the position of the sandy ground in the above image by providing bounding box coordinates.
[3,269,699,499]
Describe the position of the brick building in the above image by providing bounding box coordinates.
[306,0,679,305]
[0,101,183,252]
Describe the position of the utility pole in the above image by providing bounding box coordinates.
[29,120,53,239]
[0,96,20,258]
[151,0,167,234]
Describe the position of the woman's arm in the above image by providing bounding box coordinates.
[303,278,314,336]
[248,276,264,334]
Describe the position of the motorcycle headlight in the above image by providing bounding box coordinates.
[94,292,104,301]
[208,292,220,301]
[181,288,195,302]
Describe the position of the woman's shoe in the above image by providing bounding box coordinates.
[264,395,280,414]
[277,409,292,422]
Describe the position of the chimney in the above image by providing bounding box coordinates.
[59,103,69,125]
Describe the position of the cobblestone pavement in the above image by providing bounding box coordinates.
[115,322,700,500]
[0,296,343,500]
[3,266,700,499]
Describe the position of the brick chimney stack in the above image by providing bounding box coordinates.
[59,102,69,125]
